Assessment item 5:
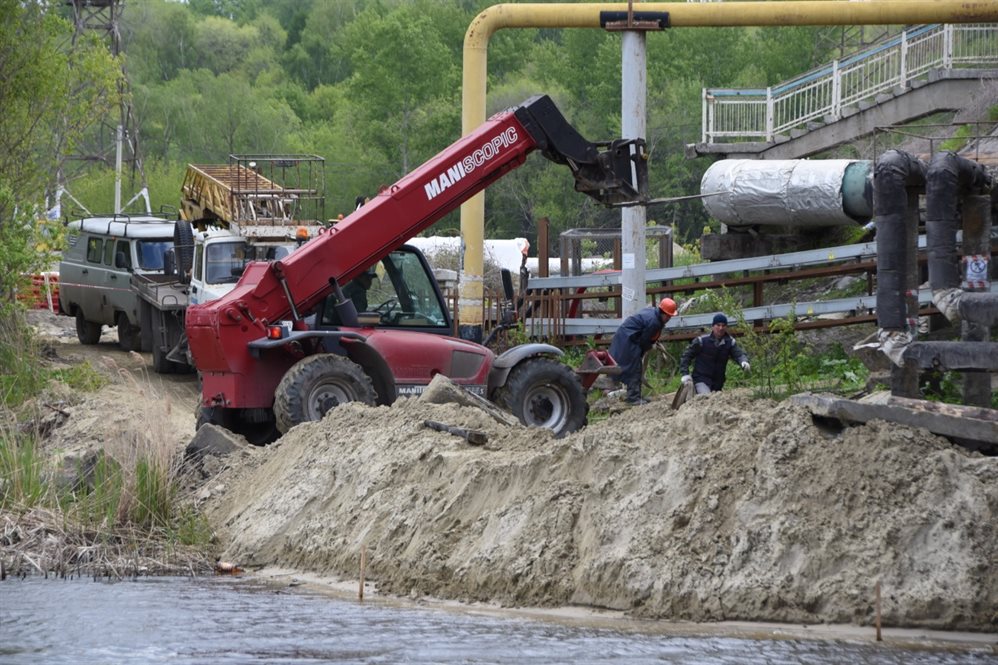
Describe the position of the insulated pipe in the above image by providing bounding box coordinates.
[874,150,925,331]
[925,152,989,293]
[458,1,998,336]
[701,159,871,227]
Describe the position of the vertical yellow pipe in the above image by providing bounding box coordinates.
[458,1,998,337]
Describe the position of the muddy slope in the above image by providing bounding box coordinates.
[202,391,998,631]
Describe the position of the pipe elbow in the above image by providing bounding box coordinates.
[878,328,913,367]
[932,287,963,323]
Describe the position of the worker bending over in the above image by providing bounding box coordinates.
[680,313,750,395]
[608,298,677,405]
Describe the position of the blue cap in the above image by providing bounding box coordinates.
[712,313,728,325]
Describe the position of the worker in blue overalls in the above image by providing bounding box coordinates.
[608,298,678,405]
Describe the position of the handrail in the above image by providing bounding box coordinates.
[527,236,896,290]
[519,233,998,340]
[523,285,998,339]
[702,23,998,143]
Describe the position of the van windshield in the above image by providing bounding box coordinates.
[136,240,174,270]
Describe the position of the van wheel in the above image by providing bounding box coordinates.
[75,312,101,345]
[274,354,376,433]
[174,220,195,285]
[494,358,588,438]
[116,314,141,352]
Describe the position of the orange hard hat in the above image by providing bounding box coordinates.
[658,298,678,316]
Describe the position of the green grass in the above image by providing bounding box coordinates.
[0,434,46,509]
[0,304,214,568]
[1,308,106,409]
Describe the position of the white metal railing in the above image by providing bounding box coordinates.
[702,23,998,143]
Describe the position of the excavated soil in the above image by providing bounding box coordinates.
[22,311,998,632]
[200,391,998,631]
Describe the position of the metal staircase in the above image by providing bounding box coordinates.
[688,23,998,160]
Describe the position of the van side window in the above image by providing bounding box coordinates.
[115,240,132,270]
[86,237,103,263]
[103,238,115,266]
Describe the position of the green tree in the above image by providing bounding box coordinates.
[341,4,462,177]
[141,70,301,161]
[0,1,121,305]
[190,16,261,76]
[120,0,196,84]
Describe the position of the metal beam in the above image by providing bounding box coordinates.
[524,283,998,337]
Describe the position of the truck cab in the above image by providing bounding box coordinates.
[59,215,176,350]
[188,227,295,305]
[317,246,451,331]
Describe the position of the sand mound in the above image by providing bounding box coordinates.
[201,391,998,630]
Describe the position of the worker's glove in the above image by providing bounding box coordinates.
[741,361,751,372]
[681,374,692,385]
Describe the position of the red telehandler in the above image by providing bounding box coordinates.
[186,95,647,443]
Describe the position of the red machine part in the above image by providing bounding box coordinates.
[186,95,646,412]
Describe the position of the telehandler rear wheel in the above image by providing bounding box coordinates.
[495,358,588,438]
[274,354,376,433]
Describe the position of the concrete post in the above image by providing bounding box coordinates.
[621,30,648,318]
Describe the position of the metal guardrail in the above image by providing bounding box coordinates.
[527,237,895,290]
[702,23,998,143]
[525,285,998,339]
[520,234,996,339]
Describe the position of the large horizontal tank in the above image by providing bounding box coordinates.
[701,159,872,228]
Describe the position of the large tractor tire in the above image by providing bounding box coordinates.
[495,358,588,438]
[116,312,142,352]
[75,311,101,345]
[173,220,195,285]
[273,354,376,433]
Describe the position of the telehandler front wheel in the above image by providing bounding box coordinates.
[495,358,588,438]
[274,354,376,433]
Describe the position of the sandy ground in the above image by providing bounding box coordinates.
[22,310,998,645]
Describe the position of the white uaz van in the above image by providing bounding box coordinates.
[58,215,176,350]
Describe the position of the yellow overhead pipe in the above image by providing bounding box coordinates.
[457,0,998,337]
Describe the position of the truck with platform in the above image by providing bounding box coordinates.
[133,155,326,372]
[185,95,648,443]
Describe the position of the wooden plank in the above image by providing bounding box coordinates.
[789,392,998,444]
[887,395,998,422]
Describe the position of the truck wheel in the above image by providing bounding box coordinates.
[75,311,101,345]
[116,313,142,352]
[274,354,376,433]
[495,358,588,438]
[152,340,175,374]
[174,220,195,285]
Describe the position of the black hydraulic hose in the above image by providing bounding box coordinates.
[925,151,990,292]
[874,150,925,330]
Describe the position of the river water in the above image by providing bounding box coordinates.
[0,576,993,664]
